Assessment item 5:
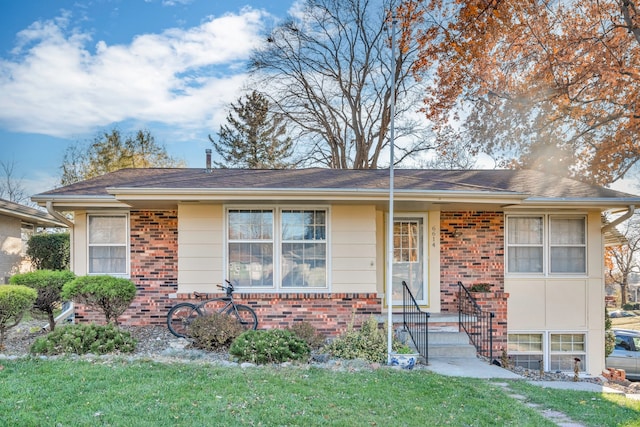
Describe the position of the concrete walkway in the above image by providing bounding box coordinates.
[424,356,521,379]
[423,357,638,397]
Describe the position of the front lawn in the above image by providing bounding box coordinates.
[1,359,638,426]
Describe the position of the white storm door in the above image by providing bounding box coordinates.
[392,216,426,305]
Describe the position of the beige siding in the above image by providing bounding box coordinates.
[331,205,377,293]
[506,211,606,376]
[177,204,224,293]
[72,212,87,276]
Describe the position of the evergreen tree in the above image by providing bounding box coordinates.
[210,91,294,169]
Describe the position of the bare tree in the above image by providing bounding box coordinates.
[0,160,29,204]
[249,0,437,169]
[606,215,640,307]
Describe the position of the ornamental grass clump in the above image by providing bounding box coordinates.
[229,329,310,364]
[0,285,37,348]
[30,323,136,355]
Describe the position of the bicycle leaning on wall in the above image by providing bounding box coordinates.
[166,280,258,338]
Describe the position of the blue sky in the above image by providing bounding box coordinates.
[0,0,294,198]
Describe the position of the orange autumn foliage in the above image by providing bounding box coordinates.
[412,0,640,185]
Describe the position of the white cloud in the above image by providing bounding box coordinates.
[0,9,268,137]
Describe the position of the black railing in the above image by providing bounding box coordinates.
[457,281,495,361]
[401,280,429,363]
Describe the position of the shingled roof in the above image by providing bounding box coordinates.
[33,168,637,202]
[0,198,67,228]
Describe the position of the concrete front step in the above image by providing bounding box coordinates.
[429,330,477,358]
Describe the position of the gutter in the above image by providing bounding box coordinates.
[602,205,635,232]
[46,201,74,227]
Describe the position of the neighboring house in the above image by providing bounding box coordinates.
[0,198,67,283]
[32,167,640,376]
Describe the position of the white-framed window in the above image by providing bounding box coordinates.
[507,333,543,370]
[549,333,586,372]
[227,207,328,290]
[508,332,587,372]
[87,214,129,276]
[506,214,586,275]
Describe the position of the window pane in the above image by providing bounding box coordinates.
[550,218,585,245]
[282,242,326,287]
[550,247,586,273]
[282,210,326,241]
[508,334,543,352]
[393,218,424,301]
[508,247,543,273]
[228,242,273,287]
[89,216,126,244]
[89,246,126,274]
[551,334,585,352]
[508,217,542,244]
[550,354,585,372]
[228,210,273,240]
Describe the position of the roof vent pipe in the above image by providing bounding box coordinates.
[205,149,212,172]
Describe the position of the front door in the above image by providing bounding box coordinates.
[392,216,427,305]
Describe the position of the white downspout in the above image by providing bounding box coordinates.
[602,205,635,232]
[46,201,74,227]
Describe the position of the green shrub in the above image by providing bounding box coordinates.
[622,303,640,310]
[287,321,327,350]
[30,323,136,355]
[229,329,310,364]
[9,270,75,331]
[323,316,401,364]
[62,275,137,325]
[189,312,245,351]
[605,308,615,357]
[0,285,38,347]
[26,233,70,270]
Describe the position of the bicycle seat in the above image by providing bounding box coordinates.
[193,291,208,300]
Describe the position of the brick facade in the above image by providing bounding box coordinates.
[73,210,179,325]
[439,211,508,353]
[76,208,507,348]
[177,292,382,336]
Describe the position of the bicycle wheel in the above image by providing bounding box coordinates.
[227,304,258,330]
[167,302,200,338]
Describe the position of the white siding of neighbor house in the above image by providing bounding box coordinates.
[505,210,606,376]
[0,216,24,281]
[177,204,224,293]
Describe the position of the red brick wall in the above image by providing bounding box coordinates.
[439,211,507,353]
[177,292,382,337]
[73,210,179,325]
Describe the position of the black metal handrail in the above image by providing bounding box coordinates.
[457,281,495,361]
[401,280,429,363]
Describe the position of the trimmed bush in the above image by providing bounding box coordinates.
[26,233,70,271]
[9,270,75,331]
[323,316,400,364]
[30,323,136,355]
[229,329,310,364]
[287,321,327,350]
[0,285,37,348]
[62,275,137,325]
[189,312,245,351]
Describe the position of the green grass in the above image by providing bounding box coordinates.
[0,359,549,427]
[0,359,638,426]
[507,380,640,427]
